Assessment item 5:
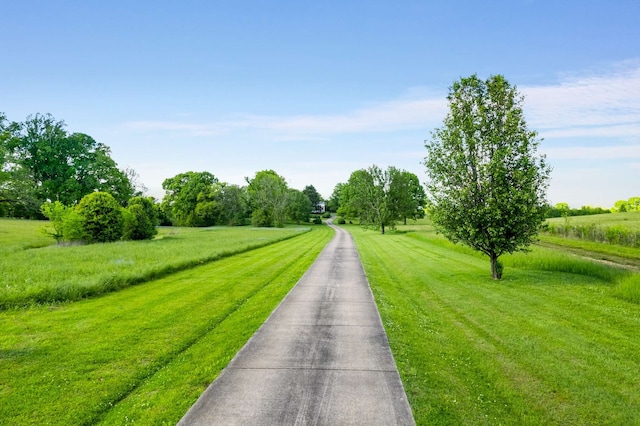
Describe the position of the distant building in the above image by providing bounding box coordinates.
[312,201,326,214]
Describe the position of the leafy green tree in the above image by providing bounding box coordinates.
[628,197,640,212]
[4,114,136,212]
[246,170,289,227]
[303,185,323,211]
[123,196,158,240]
[287,189,312,224]
[161,171,218,226]
[424,74,551,279]
[341,165,401,234]
[75,192,124,243]
[390,170,426,225]
[217,184,250,226]
[326,183,345,213]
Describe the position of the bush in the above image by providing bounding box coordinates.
[123,197,158,240]
[76,192,124,243]
[322,212,331,218]
[40,201,85,243]
[313,217,323,225]
[337,217,346,225]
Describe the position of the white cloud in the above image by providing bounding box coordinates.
[122,61,640,147]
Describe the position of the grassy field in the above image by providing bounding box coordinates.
[0,220,311,309]
[348,223,640,425]
[546,211,640,230]
[0,223,334,424]
[543,212,640,248]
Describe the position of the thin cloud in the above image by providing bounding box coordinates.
[122,61,640,144]
[545,145,640,160]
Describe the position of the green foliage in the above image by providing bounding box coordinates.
[75,192,124,243]
[246,169,289,227]
[312,216,322,224]
[123,196,158,240]
[424,74,551,279]
[322,211,331,218]
[1,113,136,215]
[287,188,311,225]
[326,182,345,212]
[40,201,84,242]
[161,171,219,226]
[546,202,611,218]
[302,184,322,210]
[340,165,417,234]
[336,217,346,224]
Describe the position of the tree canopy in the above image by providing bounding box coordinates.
[339,165,423,234]
[1,112,136,218]
[424,74,551,279]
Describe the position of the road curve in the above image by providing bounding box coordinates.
[178,221,415,425]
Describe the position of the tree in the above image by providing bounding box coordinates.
[628,197,640,212]
[303,185,323,211]
[390,170,426,225]
[326,183,345,213]
[340,165,404,234]
[246,170,289,227]
[424,74,551,279]
[287,189,312,224]
[217,184,250,226]
[161,171,218,226]
[3,113,136,212]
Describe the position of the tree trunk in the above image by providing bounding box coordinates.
[381,223,385,234]
[490,253,502,280]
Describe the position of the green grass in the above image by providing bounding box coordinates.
[0,218,55,254]
[0,223,311,309]
[347,224,640,425]
[0,225,334,425]
[546,212,640,230]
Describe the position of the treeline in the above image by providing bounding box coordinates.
[0,112,142,219]
[158,170,324,228]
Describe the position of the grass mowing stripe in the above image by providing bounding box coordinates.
[0,226,309,309]
[0,226,334,425]
[346,225,640,425]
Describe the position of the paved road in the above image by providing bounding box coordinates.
[178,222,415,425]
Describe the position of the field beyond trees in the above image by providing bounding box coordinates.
[349,221,640,424]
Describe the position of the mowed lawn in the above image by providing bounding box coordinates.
[0,225,334,425]
[348,225,640,425]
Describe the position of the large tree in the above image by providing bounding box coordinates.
[2,113,136,215]
[390,170,426,225]
[246,170,289,227]
[161,171,218,226]
[340,165,412,234]
[424,74,551,279]
[302,185,322,211]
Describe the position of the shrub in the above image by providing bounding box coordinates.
[337,217,346,225]
[40,201,85,243]
[313,217,322,225]
[322,211,331,218]
[76,192,124,243]
[123,197,158,240]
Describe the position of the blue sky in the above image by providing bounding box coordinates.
[3,0,639,208]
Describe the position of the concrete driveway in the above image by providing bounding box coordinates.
[178,221,415,425]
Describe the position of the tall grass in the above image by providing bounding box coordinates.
[544,212,640,248]
[0,224,310,308]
